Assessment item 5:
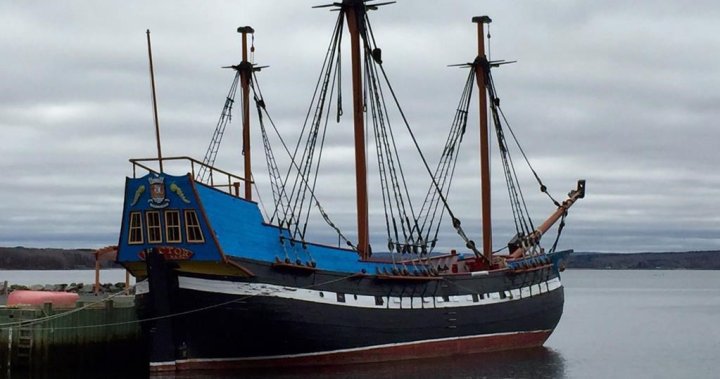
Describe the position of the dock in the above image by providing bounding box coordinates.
[0,294,143,371]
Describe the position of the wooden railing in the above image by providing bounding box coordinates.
[129,156,252,197]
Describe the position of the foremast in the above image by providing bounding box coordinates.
[471,16,586,260]
[238,26,255,201]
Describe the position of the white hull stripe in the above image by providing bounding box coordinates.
[176,276,562,309]
[149,360,177,367]
[169,329,552,365]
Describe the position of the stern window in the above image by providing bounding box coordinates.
[184,210,205,243]
[165,210,182,243]
[128,212,144,244]
[146,211,162,243]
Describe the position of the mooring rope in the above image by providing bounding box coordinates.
[0,273,359,331]
[0,289,133,328]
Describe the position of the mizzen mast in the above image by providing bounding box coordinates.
[146,30,164,173]
[472,16,493,261]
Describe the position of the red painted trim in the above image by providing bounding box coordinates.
[151,330,552,371]
[149,363,177,372]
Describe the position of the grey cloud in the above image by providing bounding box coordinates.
[1,1,718,253]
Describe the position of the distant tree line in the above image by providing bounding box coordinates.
[0,247,119,270]
[567,251,720,270]
[1,246,719,270]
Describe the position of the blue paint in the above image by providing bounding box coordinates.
[117,173,222,262]
[195,183,401,273]
[117,173,401,274]
[548,249,572,277]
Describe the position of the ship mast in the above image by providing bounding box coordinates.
[146,30,164,173]
[345,0,370,259]
[473,16,493,261]
[238,26,255,201]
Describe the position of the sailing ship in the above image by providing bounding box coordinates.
[116,0,584,371]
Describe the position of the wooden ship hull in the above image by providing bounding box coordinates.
[117,0,584,372]
[118,172,572,371]
[138,265,565,370]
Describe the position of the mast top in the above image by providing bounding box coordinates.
[237,26,255,34]
[312,0,395,11]
[472,16,492,24]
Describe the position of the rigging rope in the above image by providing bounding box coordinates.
[417,70,476,253]
[0,273,358,331]
[247,6,563,260]
[250,62,354,250]
[362,13,485,258]
[198,72,240,183]
[497,106,561,207]
[372,60,483,259]
[481,57,570,255]
[276,12,345,245]
[483,59,535,250]
[365,46,418,252]
[0,289,132,328]
[360,11,484,260]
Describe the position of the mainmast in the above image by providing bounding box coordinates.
[238,26,255,201]
[472,16,493,261]
[344,0,370,259]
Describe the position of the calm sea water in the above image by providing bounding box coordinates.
[3,270,719,379]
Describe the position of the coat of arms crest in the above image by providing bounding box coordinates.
[148,176,170,208]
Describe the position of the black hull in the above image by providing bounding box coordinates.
[137,256,565,370]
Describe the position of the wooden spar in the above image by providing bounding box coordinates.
[509,180,586,258]
[238,26,255,201]
[345,0,370,259]
[146,30,164,173]
[472,16,493,261]
[93,245,119,295]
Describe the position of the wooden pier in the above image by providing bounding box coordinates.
[0,296,144,371]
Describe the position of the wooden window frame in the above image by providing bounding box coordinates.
[128,211,144,245]
[184,210,205,243]
[146,211,163,243]
[165,210,182,243]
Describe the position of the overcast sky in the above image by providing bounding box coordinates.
[1,0,718,253]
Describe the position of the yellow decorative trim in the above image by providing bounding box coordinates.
[131,185,146,206]
[170,182,191,203]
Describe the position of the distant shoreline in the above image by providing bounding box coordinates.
[567,250,720,270]
[0,247,120,270]
[1,246,718,270]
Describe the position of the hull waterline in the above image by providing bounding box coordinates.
[136,256,566,371]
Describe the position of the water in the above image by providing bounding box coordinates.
[2,270,719,378]
[549,270,720,379]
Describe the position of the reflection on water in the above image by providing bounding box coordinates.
[150,348,566,379]
[5,270,719,378]
[4,347,565,379]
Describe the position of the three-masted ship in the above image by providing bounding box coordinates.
[116,0,584,371]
